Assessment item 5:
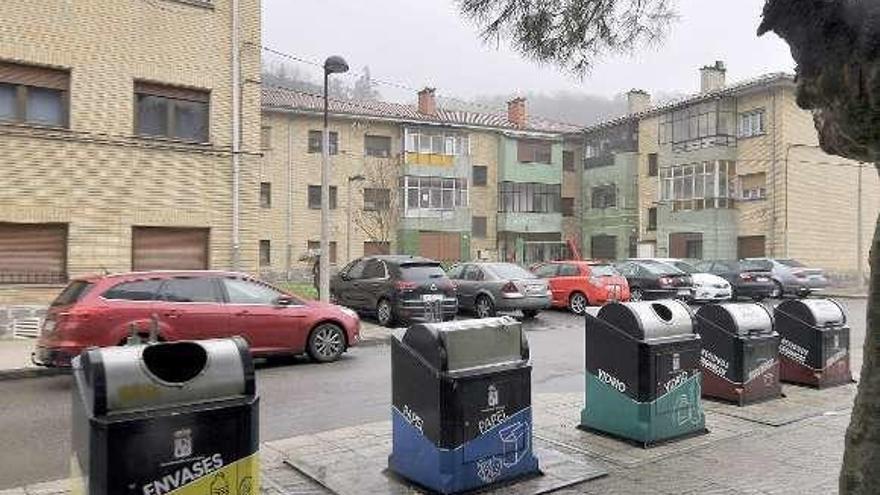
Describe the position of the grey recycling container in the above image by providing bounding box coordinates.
[775,298,852,388]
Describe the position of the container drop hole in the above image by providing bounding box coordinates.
[651,303,673,322]
[143,342,207,383]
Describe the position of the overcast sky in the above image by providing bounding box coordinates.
[262,0,795,103]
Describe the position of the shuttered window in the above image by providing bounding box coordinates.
[0,62,69,128]
[0,223,67,284]
[134,81,209,143]
[132,227,209,271]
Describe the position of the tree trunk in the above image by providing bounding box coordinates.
[840,167,880,494]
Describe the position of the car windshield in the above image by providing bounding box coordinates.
[589,264,618,276]
[399,263,446,280]
[778,259,805,268]
[672,261,698,274]
[641,262,682,276]
[740,259,770,271]
[487,263,535,280]
[51,280,93,306]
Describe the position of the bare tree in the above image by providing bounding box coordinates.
[457,0,880,492]
[353,158,399,246]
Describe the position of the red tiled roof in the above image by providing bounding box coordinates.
[261,86,581,135]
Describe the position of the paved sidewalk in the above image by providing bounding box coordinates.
[0,339,62,380]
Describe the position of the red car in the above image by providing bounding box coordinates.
[530,261,630,314]
[33,271,360,367]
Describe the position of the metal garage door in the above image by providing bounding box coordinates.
[590,235,617,260]
[737,236,766,258]
[132,227,209,271]
[0,223,67,284]
[418,232,461,263]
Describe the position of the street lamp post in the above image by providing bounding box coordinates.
[320,55,349,303]
[347,174,366,264]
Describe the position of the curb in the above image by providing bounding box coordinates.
[357,334,392,347]
[0,366,68,382]
[823,293,868,300]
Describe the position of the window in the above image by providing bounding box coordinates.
[224,278,283,305]
[739,109,766,138]
[498,182,561,213]
[103,279,162,301]
[517,139,553,163]
[261,126,272,150]
[364,135,392,157]
[135,82,209,142]
[345,259,366,279]
[473,166,488,186]
[362,260,386,279]
[563,150,575,171]
[159,277,220,303]
[648,153,658,177]
[647,207,657,231]
[559,264,579,276]
[308,130,338,154]
[472,216,487,238]
[533,264,558,278]
[0,62,69,127]
[308,185,338,209]
[591,236,617,259]
[259,240,271,266]
[561,197,575,217]
[363,188,390,211]
[658,99,736,148]
[401,176,468,215]
[404,128,468,156]
[591,185,617,209]
[307,241,337,263]
[260,182,271,209]
[739,173,767,200]
[463,265,485,281]
[660,161,736,210]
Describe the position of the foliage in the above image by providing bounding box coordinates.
[262,62,382,101]
[457,0,677,75]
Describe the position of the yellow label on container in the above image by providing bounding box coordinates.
[152,453,259,495]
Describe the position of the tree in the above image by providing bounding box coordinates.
[353,158,399,247]
[458,0,880,493]
[759,3,880,493]
[351,66,381,101]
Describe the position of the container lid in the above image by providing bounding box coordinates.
[73,338,255,416]
[402,316,528,372]
[696,303,773,336]
[596,300,695,341]
[776,298,846,327]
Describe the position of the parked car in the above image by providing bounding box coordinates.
[632,258,732,302]
[446,262,551,319]
[614,260,694,302]
[693,260,775,301]
[33,271,360,367]
[742,258,828,297]
[330,255,457,327]
[530,261,630,314]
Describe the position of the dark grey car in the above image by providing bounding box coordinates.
[446,262,551,319]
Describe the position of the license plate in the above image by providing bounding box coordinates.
[422,294,444,302]
[756,277,769,282]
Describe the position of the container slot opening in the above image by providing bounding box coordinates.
[651,303,673,322]
[143,342,207,383]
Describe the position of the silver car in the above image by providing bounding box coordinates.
[743,258,829,297]
[446,262,552,319]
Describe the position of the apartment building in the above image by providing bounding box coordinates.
[260,86,580,274]
[583,62,878,278]
[0,0,262,304]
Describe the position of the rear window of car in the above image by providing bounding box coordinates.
[102,279,162,301]
[487,263,534,279]
[739,260,770,271]
[589,264,619,276]
[51,281,94,306]
[777,259,805,268]
[642,262,681,276]
[672,261,698,274]
[399,263,446,280]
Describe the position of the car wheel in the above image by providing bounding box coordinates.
[475,295,496,319]
[521,310,539,320]
[307,323,346,363]
[569,292,588,315]
[630,288,644,302]
[771,281,783,299]
[376,299,395,327]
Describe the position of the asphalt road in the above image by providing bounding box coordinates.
[0,298,867,489]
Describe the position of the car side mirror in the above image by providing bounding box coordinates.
[275,295,295,306]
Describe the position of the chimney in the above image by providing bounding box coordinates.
[418,87,436,115]
[700,61,726,93]
[507,97,526,127]
[626,89,651,114]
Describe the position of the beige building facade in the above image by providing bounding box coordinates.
[0,0,262,304]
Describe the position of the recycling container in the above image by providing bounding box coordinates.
[775,298,851,388]
[71,338,259,495]
[389,316,539,494]
[581,300,705,446]
[695,303,781,405]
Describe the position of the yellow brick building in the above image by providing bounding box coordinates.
[0,0,262,304]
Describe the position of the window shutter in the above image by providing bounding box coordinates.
[0,62,69,90]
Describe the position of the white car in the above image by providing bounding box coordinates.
[633,258,732,302]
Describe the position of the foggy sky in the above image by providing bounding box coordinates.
[262,0,795,103]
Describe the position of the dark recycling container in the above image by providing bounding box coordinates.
[775,298,852,388]
[695,303,782,405]
[71,338,259,495]
[389,316,539,494]
[581,300,706,446]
